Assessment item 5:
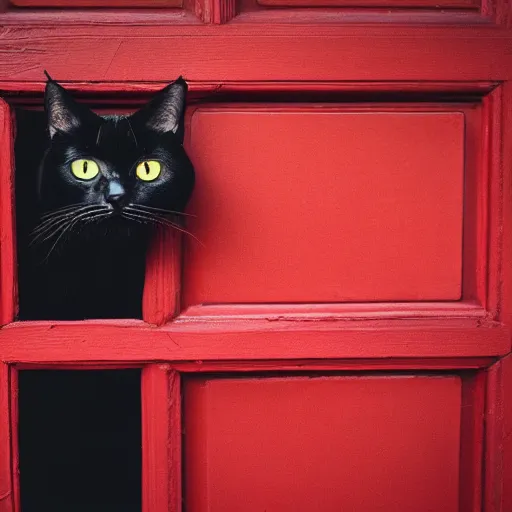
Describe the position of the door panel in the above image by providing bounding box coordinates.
[256,0,479,8]
[184,108,464,306]
[184,375,461,512]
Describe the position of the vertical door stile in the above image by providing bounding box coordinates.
[0,100,17,326]
[142,365,181,512]
[0,363,13,512]
[143,228,182,326]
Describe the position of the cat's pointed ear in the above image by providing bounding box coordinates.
[44,73,99,139]
[132,77,188,142]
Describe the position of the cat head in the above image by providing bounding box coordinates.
[38,75,195,235]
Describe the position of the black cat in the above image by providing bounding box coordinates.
[15,75,195,320]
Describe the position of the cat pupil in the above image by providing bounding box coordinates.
[144,161,150,174]
[83,160,88,173]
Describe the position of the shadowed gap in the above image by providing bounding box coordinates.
[18,369,142,512]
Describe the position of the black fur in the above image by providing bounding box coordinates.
[15,76,195,320]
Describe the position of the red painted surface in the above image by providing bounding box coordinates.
[141,366,172,512]
[0,364,13,512]
[459,372,486,512]
[485,355,512,512]
[184,375,461,511]
[8,370,19,512]
[0,0,510,509]
[143,228,182,325]
[0,28,511,82]
[257,0,478,7]
[184,108,464,305]
[0,320,508,362]
[502,356,512,512]
[0,101,16,327]
[10,0,182,6]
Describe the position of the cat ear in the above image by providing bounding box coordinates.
[132,77,188,142]
[44,72,100,139]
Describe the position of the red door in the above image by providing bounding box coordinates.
[0,1,511,511]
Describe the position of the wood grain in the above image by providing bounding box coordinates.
[195,0,235,23]
[485,355,512,512]
[495,83,512,327]
[0,101,16,326]
[10,0,182,6]
[168,371,182,512]
[141,365,172,512]
[11,357,497,371]
[459,372,486,512]
[257,0,479,7]
[143,228,182,326]
[485,86,504,320]
[0,364,13,512]
[0,320,508,362]
[0,80,498,98]
[179,301,488,320]
[0,28,510,82]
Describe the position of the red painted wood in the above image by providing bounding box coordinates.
[0,364,13,512]
[485,359,503,512]
[0,8,489,24]
[143,228,182,325]
[499,84,512,329]
[257,0,478,7]
[502,355,512,512]
[0,4,509,510]
[141,365,173,512]
[184,107,464,305]
[170,357,496,372]
[195,0,235,23]
[0,320,507,362]
[459,372,486,512]
[181,301,487,320]
[0,27,510,82]
[168,371,182,512]
[485,355,512,512]
[462,101,487,306]
[11,0,182,6]
[184,375,461,511]
[0,101,16,326]
[8,370,19,512]
[12,357,496,372]
[0,80,497,97]
[485,87,504,320]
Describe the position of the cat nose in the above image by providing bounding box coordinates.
[105,180,126,206]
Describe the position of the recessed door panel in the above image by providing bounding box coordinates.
[184,108,464,306]
[184,375,461,512]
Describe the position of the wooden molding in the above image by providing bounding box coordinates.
[0,319,508,362]
[0,101,17,326]
[0,364,14,512]
[143,228,182,326]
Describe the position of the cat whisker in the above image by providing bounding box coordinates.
[128,203,196,218]
[32,205,102,238]
[43,209,112,261]
[31,206,108,245]
[122,208,204,247]
[33,208,107,247]
[82,212,111,226]
[40,202,89,220]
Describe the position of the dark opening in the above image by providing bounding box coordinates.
[18,369,142,512]
[14,107,148,321]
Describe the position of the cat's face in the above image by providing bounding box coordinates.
[37,77,194,236]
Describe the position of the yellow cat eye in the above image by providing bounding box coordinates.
[136,160,161,182]
[70,159,100,181]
